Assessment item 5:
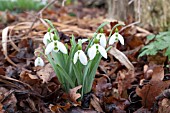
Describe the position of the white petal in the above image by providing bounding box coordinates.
[35,57,44,67]
[73,51,79,64]
[98,45,107,59]
[88,45,97,60]
[57,41,67,54]
[79,50,88,65]
[118,34,124,45]
[109,33,116,45]
[43,32,54,46]
[96,33,100,40]
[99,34,106,48]
[96,33,103,40]
[81,39,88,43]
[45,42,54,55]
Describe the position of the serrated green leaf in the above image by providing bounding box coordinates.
[146,34,155,41]
[165,47,170,60]
[139,30,170,59]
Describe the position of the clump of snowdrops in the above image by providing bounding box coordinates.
[34,19,124,98]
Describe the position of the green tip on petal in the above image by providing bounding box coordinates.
[99,28,104,33]
[78,44,82,50]
[48,28,51,32]
[115,28,119,33]
[94,38,99,44]
[53,35,58,40]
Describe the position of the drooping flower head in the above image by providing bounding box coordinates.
[43,32,67,55]
[73,39,88,65]
[96,33,106,48]
[87,33,107,60]
[88,44,107,60]
[45,40,67,55]
[109,28,124,45]
[73,50,87,65]
[34,57,44,67]
[43,32,54,46]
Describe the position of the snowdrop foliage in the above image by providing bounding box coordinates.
[109,28,124,45]
[34,57,44,67]
[34,20,125,99]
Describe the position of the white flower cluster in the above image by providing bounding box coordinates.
[34,31,124,66]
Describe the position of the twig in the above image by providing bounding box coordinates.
[2,27,17,67]
[26,0,58,35]
[119,0,141,32]
[128,0,134,5]
[62,0,66,7]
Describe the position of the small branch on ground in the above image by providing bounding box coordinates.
[26,0,58,35]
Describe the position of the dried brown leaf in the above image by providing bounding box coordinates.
[0,103,5,113]
[0,87,17,112]
[150,65,164,81]
[117,70,135,98]
[109,47,135,73]
[134,107,151,113]
[158,98,170,113]
[136,80,170,109]
[2,27,17,66]
[90,94,104,112]
[94,76,112,97]
[49,103,71,113]
[36,63,56,83]
[20,71,39,86]
[69,85,82,103]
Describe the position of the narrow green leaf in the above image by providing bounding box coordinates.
[56,64,75,88]
[86,55,101,94]
[72,63,82,85]
[81,61,92,97]
[44,19,59,38]
[47,54,63,84]
[51,52,65,67]
[66,35,77,75]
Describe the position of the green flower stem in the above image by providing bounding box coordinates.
[85,22,110,52]
[107,23,125,44]
[44,19,60,39]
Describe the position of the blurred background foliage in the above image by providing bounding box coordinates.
[0,0,45,12]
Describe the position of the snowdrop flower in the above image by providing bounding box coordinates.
[109,32,124,45]
[88,44,107,60]
[45,40,67,55]
[96,33,106,48]
[34,57,44,67]
[73,50,87,65]
[43,32,54,46]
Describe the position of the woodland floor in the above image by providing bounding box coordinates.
[0,2,170,113]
